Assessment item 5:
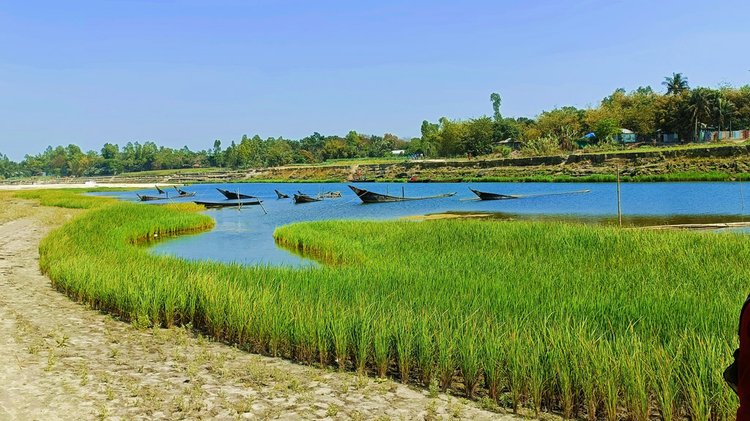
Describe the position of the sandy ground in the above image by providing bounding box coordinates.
[0,182,165,190]
[0,199,516,420]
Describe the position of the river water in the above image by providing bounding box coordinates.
[98,182,750,267]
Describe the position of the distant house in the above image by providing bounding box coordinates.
[391,149,406,155]
[661,133,679,143]
[616,128,638,144]
[698,129,750,142]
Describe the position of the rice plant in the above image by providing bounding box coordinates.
[31,189,746,419]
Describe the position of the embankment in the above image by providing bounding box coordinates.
[6,143,750,185]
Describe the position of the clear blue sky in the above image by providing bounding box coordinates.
[1,0,749,160]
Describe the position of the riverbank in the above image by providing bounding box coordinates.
[0,193,504,420]
[0,182,159,190]
[28,188,741,419]
[3,142,750,185]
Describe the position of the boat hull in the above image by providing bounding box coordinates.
[293,194,322,204]
[275,189,290,199]
[194,200,262,208]
[349,185,456,203]
[137,194,169,201]
[469,188,517,200]
[216,188,256,200]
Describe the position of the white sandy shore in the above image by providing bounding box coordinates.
[0,182,170,191]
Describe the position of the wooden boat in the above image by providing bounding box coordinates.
[293,193,322,204]
[155,185,166,194]
[317,191,342,199]
[216,188,256,200]
[174,186,196,198]
[194,200,263,209]
[137,193,169,202]
[469,188,518,200]
[469,188,591,201]
[138,191,195,201]
[275,189,290,199]
[349,185,456,203]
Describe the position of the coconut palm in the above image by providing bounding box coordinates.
[689,88,715,141]
[716,97,737,132]
[662,73,690,95]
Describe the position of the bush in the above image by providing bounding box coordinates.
[520,135,561,156]
[492,145,512,157]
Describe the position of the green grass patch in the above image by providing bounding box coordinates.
[13,188,129,208]
[32,191,743,418]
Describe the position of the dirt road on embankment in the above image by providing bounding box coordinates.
[0,198,512,420]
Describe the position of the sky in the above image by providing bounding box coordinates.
[1,0,749,161]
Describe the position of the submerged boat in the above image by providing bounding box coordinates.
[275,189,290,199]
[137,193,170,202]
[174,186,196,198]
[317,191,342,199]
[216,188,256,200]
[194,200,263,209]
[155,185,166,194]
[293,193,322,204]
[349,185,456,203]
[469,187,591,201]
[469,188,519,200]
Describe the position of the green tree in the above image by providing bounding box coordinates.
[322,138,350,159]
[464,116,494,155]
[590,87,657,137]
[435,117,467,156]
[101,143,119,160]
[419,120,440,157]
[0,153,24,178]
[724,85,750,129]
[536,107,585,150]
[210,139,224,167]
[689,88,719,140]
[662,72,689,95]
[716,97,737,132]
[266,139,293,166]
[593,118,620,142]
[654,91,692,141]
[490,93,502,122]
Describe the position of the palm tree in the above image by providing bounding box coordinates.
[716,98,737,133]
[662,73,690,95]
[689,88,714,141]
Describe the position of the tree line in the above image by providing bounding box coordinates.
[414,74,750,157]
[2,73,750,179]
[0,132,410,178]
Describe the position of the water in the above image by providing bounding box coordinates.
[95,182,750,266]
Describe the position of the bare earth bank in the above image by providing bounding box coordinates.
[0,201,517,420]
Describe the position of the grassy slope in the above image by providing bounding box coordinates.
[31,190,742,419]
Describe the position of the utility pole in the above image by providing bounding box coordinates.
[616,165,622,227]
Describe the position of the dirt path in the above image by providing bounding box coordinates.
[0,202,513,420]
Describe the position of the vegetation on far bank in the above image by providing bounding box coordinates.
[24,189,743,419]
[2,73,749,180]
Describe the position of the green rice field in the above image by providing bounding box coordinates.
[29,190,745,420]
